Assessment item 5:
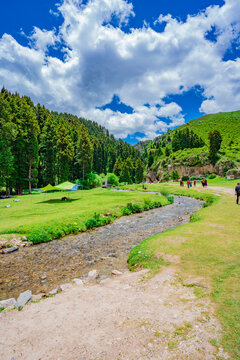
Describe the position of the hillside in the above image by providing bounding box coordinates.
[139,110,240,181]
[177,111,240,147]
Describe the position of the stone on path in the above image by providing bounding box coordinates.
[48,288,58,296]
[1,247,19,254]
[17,290,32,308]
[87,270,99,281]
[59,283,72,291]
[72,278,83,286]
[0,298,17,309]
[111,270,123,276]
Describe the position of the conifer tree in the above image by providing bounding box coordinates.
[135,158,144,183]
[57,123,74,183]
[76,124,93,180]
[40,115,57,185]
[113,156,122,177]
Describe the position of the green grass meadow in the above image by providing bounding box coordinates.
[127,183,240,359]
[0,188,168,241]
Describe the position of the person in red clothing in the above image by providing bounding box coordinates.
[194,180,196,186]
[187,180,190,188]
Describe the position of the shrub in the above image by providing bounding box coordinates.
[182,176,189,181]
[167,196,174,204]
[121,206,132,216]
[28,230,52,244]
[208,173,217,179]
[171,169,180,181]
[86,172,103,188]
[106,173,119,186]
[160,188,170,197]
[85,217,98,229]
[190,176,202,181]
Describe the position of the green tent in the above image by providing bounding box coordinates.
[55,181,80,191]
[40,184,60,192]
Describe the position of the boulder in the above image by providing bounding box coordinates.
[111,270,123,276]
[0,298,17,309]
[2,247,19,254]
[17,290,32,308]
[87,270,99,281]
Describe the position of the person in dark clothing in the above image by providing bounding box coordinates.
[235,183,240,204]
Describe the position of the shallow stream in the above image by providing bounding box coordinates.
[0,195,202,300]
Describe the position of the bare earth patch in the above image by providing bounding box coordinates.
[0,267,228,360]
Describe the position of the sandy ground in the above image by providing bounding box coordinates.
[0,266,228,360]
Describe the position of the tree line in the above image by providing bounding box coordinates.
[0,88,144,194]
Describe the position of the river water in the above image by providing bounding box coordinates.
[0,196,202,300]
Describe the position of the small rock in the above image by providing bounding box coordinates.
[25,241,33,247]
[22,236,27,241]
[6,205,11,208]
[48,288,58,296]
[3,305,15,312]
[59,283,72,291]
[0,298,17,308]
[72,278,83,286]
[32,293,45,301]
[87,270,99,281]
[111,270,123,276]
[17,290,32,308]
[2,247,19,254]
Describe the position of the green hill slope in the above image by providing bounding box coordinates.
[177,111,240,146]
[140,110,240,180]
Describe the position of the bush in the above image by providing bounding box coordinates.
[208,173,217,179]
[182,176,189,181]
[160,188,170,197]
[167,196,174,204]
[28,230,52,244]
[190,176,202,181]
[106,173,119,186]
[86,172,103,188]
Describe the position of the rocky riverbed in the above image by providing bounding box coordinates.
[0,196,202,300]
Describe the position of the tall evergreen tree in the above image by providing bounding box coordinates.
[57,123,74,183]
[76,124,93,180]
[135,158,144,183]
[40,115,57,185]
[208,130,222,164]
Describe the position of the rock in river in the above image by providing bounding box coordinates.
[87,270,99,281]
[111,270,123,276]
[1,247,19,254]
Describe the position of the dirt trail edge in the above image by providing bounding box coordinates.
[0,269,228,360]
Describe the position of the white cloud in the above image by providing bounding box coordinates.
[0,0,240,139]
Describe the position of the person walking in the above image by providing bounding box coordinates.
[187,180,190,189]
[235,183,240,204]
[194,180,196,187]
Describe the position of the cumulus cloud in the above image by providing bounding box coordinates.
[0,0,240,139]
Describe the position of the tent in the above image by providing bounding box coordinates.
[40,184,60,192]
[55,181,80,191]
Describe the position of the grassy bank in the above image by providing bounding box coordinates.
[128,184,240,359]
[0,188,169,243]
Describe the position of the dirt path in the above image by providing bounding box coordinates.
[207,186,235,196]
[0,268,228,360]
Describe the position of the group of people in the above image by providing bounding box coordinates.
[180,178,207,189]
[180,179,197,188]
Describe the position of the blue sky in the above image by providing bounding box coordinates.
[0,0,240,144]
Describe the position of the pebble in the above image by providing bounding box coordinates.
[111,270,123,276]
[72,278,83,286]
[87,270,99,281]
[48,288,58,296]
[59,283,72,291]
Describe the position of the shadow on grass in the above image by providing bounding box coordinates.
[38,198,80,204]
